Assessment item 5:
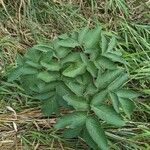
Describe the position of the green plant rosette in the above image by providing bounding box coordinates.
[8,26,139,150]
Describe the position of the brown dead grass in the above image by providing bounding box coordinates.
[0,108,56,150]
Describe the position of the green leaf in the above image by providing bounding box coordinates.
[25,48,41,62]
[78,71,92,85]
[55,47,70,58]
[58,33,69,39]
[118,97,135,118]
[81,71,93,86]
[78,26,89,44]
[54,111,87,129]
[22,67,38,75]
[56,82,72,97]
[37,71,59,82]
[80,53,89,65]
[41,96,58,116]
[91,90,108,106]
[85,82,98,96]
[63,128,82,138]
[87,61,98,77]
[40,51,53,63]
[81,128,99,150]
[41,61,61,71]
[103,52,126,64]
[107,36,116,52]
[108,73,128,91]
[34,91,55,100]
[91,105,125,126]
[37,82,58,93]
[62,62,86,78]
[95,56,117,70]
[80,53,98,78]
[86,116,108,150]
[25,60,41,68]
[55,82,73,108]
[66,82,85,96]
[33,44,53,52]
[95,69,123,89]
[8,66,38,82]
[117,89,140,99]
[61,52,80,64]
[63,94,89,111]
[16,54,24,66]
[58,38,80,48]
[7,67,23,82]
[29,84,39,93]
[109,92,120,113]
[71,32,78,40]
[101,34,108,54]
[20,75,37,94]
[89,48,99,60]
[83,26,102,49]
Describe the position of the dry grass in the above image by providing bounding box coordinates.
[0,108,80,150]
[0,108,52,150]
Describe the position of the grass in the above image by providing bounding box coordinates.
[0,0,150,149]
